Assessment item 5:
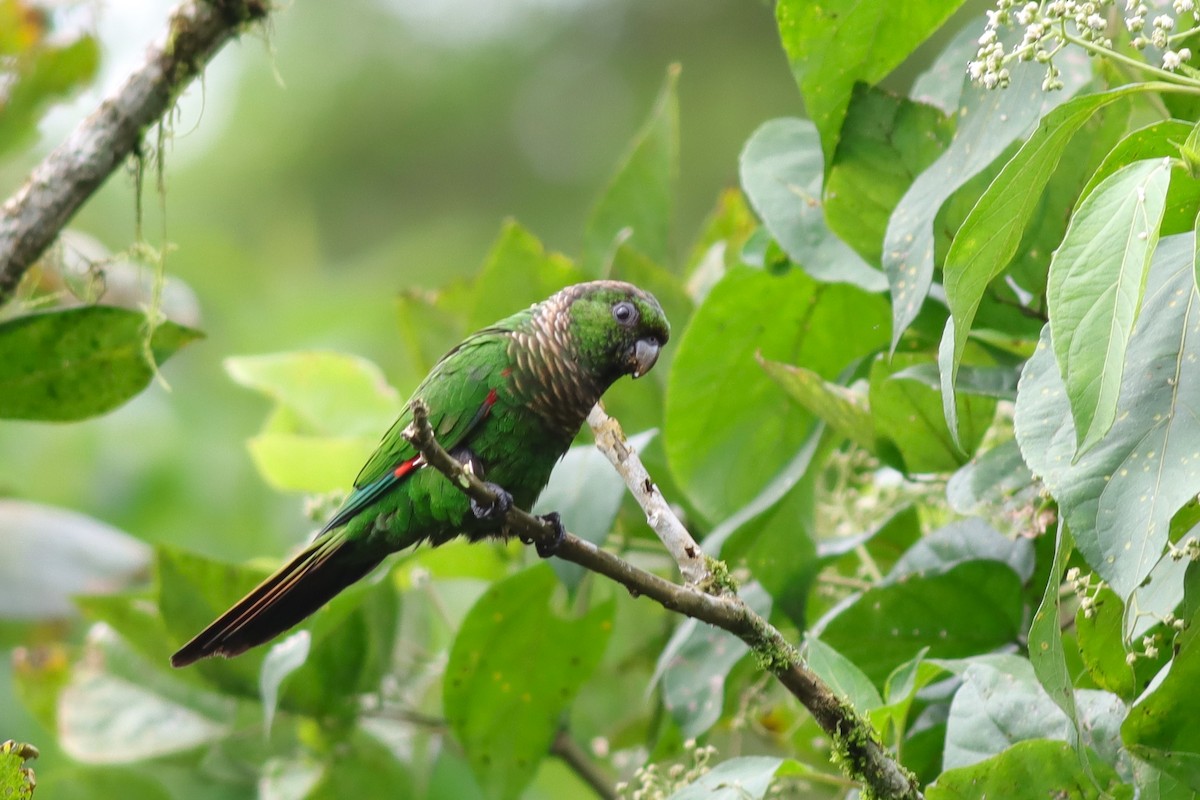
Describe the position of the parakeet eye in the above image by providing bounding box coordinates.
[612,301,638,325]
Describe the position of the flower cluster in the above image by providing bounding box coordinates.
[1168,535,1200,560]
[1065,566,1106,618]
[969,0,1199,91]
[615,740,720,800]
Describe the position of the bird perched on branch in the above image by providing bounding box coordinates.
[172,280,669,666]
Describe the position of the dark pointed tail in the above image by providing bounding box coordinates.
[170,532,383,667]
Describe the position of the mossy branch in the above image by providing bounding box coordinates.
[0,0,271,306]
[402,400,923,800]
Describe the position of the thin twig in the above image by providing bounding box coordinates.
[0,0,270,305]
[587,404,709,585]
[401,400,922,800]
[551,730,617,800]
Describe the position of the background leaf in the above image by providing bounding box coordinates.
[0,307,201,421]
[444,566,613,800]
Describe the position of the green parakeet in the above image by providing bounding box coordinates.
[172,281,669,666]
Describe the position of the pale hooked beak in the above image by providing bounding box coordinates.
[631,338,661,379]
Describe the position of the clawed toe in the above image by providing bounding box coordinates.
[470,482,513,521]
[534,512,565,558]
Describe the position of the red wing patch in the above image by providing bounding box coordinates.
[393,455,425,478]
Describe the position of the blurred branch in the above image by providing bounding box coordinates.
[403,400,923,800]
[551,730,617,800]
[0,0,270,306]
[587,404,709,586]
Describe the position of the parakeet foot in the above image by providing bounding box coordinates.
[470,482,513,522]
[534,512,565,558]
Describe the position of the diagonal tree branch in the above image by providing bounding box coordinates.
[586,404,709,586]
[402,400,923,800]
[0,0,270,306]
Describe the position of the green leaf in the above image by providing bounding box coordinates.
[0,500,149,619]
[926,739,1129,800]
[941,87,1144,438]
[466,221,582,332]
[1081,119,1200,236]
[0,306,201,421]
[942,657,1069,769]
[758,355,874,452]
[887,518,1034,583]
[225,350,400,437]
[444,565,612,800]
[395,281,471,380]
[583,65,678,276]
[1123,605,1200,791]
[156,548,269,696]
[0,741,37,800]
[246,432,375,493]
[804,636,882,712]
[721,477,817,627]
[57,664,230,763]
[1027,522,1082,749]
[882,55,1090,350]
[666,756,783,800]
[824,85,952,267]
[815,561,1023,686]
[946,440,1034,516]
[738,117,886,290]
[652,584,771,738]
[1014,235,1200,602]
[665,266,888,522]
[1047,158,1170,454]
[869,353,995,473]
[534,431,656,590]
[1077,585,1136,699]
[774,0,965,168]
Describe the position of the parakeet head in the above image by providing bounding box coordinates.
[550,280,670,383]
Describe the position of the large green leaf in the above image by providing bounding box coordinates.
[738,117,886,290]
[664,266,888,522]
[927,739,1129,800]
[824,85,952,268]
[804,636,882,713]
[225,350,400,437]
[1081,119,1200,236]
[869,353,995,473]
[882,54,1090,350]
[1015,235,1200,602]
[1076,585,1136,699]
[583,66,678,277]
[1047,158,1170,454]
[466,221,581,332]
[941,86,1144,438]
[758,356,874,451]
[814,561,1023,686]
[774,0,965,168]
[444,565,612,800]
[0,306,201,421]
[1123,605,1200,791]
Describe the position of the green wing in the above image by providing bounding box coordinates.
[320,328,511,533]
